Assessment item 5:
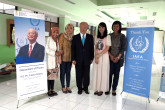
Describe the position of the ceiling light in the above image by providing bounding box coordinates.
[96,10,114,22]
[65,0,75,5]
[95,14,102,18]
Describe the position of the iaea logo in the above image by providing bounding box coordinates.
[129,36,149,53]
[16,37,28,48]
[30,18,40,26]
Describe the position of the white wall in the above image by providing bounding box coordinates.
[154,31,164,53]
[74,27,80,35]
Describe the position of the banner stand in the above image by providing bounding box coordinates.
[14,11,47,108]
[16,96,52,108]
[157,61,165,101]
[122,20,154,102]
[17,100,19,108]
[156,96,165,102]
[156,96,161,102]
[120,91,150,103]
[148,98,150,103]
[120,91,123,95]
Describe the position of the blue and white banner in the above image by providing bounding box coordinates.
[159,67,165,98]
[123,20,154,98]
[164,32,165,57]
[14,11,47,100]
[159,48,165,98]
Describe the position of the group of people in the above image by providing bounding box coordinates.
[45,21,126,97]
[93,21,126,96]
[17,20,126,97]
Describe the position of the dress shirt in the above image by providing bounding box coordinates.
[29,42,36,51]
[80,33,86,40]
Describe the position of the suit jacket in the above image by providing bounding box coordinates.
[71,33,94,65]
[17,42,45,62]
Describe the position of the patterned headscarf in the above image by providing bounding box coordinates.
[64,23,74,41]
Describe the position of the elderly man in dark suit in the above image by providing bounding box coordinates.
[71,22,94,94]
[17,29,45,64]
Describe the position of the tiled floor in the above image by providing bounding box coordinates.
[0,53,165,110]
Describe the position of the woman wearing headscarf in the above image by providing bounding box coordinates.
[46,27,61,96]
[59,23,74,93]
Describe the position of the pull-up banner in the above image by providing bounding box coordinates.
[159,33,165,98]
[123,20,154,98]
[159,65,165,98]
[14,11,47,100]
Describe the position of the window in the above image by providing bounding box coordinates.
[0,2,15,14]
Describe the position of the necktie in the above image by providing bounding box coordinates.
[29,44,32,56]
[82,35,85,46]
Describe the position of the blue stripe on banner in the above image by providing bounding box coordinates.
[123,27,154,98]
[16,56,41,64]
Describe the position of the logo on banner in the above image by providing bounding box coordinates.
[30,18,40,26]
[16,37,28,48]
[129,36,149,53]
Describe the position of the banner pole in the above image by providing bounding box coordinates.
[156,96,161,102]
[120,91,123,95]
[148,98,150,103]
[17,100,19,108]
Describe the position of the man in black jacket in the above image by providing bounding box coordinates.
[71,22,94,94]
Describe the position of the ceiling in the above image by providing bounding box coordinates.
[1,0,165,30]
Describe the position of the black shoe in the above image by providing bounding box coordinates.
[105,91,110,95]
[47,91,54,97]
[47,92,52,97]
[78,90,82,94]
[94,91,98,95]
[85,90,89,94]
[51,91,58,96]
[112,91,116,96]
[97,91,103,96]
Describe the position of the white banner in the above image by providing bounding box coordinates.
[127,20,155,28]
[17,62,47,99]
[15,11,47,100]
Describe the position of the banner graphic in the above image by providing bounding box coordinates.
[123,20,154,98]
[14,11,47,100]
